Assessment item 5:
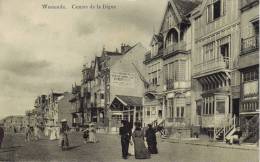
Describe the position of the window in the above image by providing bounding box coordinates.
[158,110,162,118]
[216,101,225,114]
[147,110,150,116]
[165,60,187,83]
[148,63,161,86]
[207,0,224,23]
[100,94,104,99]
[181,107,184,117]
[213,0,221,19]
[243,69,259,82]
[203,96,215,115]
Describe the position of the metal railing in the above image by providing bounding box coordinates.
[194,57,231,75]
[241,35,259,54]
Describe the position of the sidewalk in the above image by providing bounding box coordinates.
[163,135,259,151]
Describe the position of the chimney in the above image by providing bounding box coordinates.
[121,43,131,54]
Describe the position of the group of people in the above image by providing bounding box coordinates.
[25,125,41,142]
[119,120,158,160]
[82,124,97,143]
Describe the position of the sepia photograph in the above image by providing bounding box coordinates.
[0,0,259,161]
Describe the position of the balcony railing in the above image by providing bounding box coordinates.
[164,41,186,56]
[240,100,259,113]
[146,83,158,92]
[241,35,259,54]
[193,57,231,76]
[144,50,163,62]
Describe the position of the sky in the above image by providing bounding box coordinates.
[0,0,167,119]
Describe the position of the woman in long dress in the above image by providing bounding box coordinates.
[89,124,97,143]
[145,124,158,154]
[132,123,150,159]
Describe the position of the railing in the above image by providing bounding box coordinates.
[146,84,158,92]
[241,35,259,54]
[194,57,231,76]
[214,116,236,141]
[164,41,187,55]
[240,100,259,113]
[144,50,163,62]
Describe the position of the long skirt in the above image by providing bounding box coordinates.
[133,137,150,159]
[147,141,158,154]
[89,132,97,143]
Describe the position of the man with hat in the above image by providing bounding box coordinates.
[59,119,69,150]
[119,120,131,159]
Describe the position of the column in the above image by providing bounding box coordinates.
[162,97,165,119]
[133,106,136,124]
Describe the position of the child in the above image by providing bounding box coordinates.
[82,125,89,144]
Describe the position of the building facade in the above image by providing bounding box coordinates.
[191,0,241,138]
[238,0,259,142]
[143,0,200,137]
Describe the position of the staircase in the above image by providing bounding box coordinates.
[215,116,237,142]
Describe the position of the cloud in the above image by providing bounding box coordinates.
[76,21,96,36]
[0,0,167,119]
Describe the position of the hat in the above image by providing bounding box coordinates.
[61,119,67,122]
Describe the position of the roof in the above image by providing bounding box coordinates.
[104,51,122,56]
[172,0,201,17]
[115,95,142,107]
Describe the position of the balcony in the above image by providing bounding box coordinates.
[240,100,259,114]
[165,79,191,91]
[193,57,231,77]
[146,84,158,92]
[241,35,259,55]
[144,50,163,64]
[163,41,187,57]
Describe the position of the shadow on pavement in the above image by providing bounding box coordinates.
[66,145,81,150]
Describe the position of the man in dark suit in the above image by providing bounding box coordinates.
[119,120,131,159]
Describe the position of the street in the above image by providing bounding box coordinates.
[0,132,258,162]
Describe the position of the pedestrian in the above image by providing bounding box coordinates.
[34,126,40,141]
[119,120,131,159]
[59,119,69,150]
[0,124,4,149]
[145,124,158,154]
[132,122,150,159]
[82,125,89,144]
[89,123,97,143]
[25,125,32,142]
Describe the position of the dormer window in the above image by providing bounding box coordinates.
[207,0,225,23]
[151,43,158,57]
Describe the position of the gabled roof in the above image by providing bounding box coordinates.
[115,95,142,107]
[173,0,201,17]
[159,0,201,32]
[150,34,164,45]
